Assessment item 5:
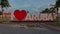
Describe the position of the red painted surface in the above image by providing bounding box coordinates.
[14,10,27,21]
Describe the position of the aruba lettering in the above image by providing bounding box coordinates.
[24,13,57,21]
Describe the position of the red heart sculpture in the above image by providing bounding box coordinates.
[14,10,27,21]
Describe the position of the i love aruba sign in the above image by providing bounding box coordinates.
[14,10,57,21]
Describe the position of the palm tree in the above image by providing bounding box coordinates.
[0,0,11,19]
[0,11,2,15]
[55,0,60,21]
[50,7,56,20]
[41,8,50,13]
[55,0,60,8]
[27,11,29,13]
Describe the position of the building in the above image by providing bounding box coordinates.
[58,7,60,17]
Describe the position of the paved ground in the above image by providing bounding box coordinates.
[0,25,59,34]
[0,22,60,34]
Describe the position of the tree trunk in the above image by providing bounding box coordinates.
[1,6,4,20]
[56,7,58,22]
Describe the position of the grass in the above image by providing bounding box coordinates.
[26,23,40,28]
[56,17,60,21]
[47,17,60,28]
[0,17,11,23]
[49,17,60,28]
[50,23,60,26]
[54,17,60,21]
[48,23,60,28]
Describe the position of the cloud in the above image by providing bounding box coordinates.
[7,0,56,13]
[20,4,31,8]
[13,4,31,10]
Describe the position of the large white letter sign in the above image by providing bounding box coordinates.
[40,14,48,21]
[25,13,32,21]
[48,13,53,21]
[23,13,57,21]
[31,14,39,21]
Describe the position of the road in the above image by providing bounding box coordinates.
[0,23,60,34]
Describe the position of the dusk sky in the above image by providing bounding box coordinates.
[4,0,56,14]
